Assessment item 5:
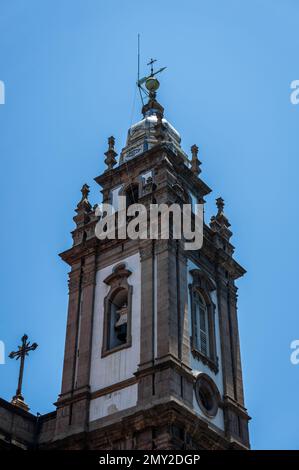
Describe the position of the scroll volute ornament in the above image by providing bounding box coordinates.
[103,263,132,290]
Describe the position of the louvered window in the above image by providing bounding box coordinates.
[195,292,210,357]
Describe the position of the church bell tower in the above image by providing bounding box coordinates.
[52,70,250,450]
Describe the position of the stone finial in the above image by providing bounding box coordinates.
[142,96,164,120]
[154,113,166,142]
[216,196,225,215]
[210,196,232,241]
[104,136,117,171]
[76,183,91,213]
[190,144,201,176]
[73,183,92,231]
[81,183,90,201]
[108,136,115,150]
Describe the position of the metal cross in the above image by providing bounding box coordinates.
[147,58,157,76]
[9,334,38,403]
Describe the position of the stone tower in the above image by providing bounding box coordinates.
[51,79,250,450]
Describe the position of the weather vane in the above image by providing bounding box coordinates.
[9,334,38,411]
[136,35,166,105]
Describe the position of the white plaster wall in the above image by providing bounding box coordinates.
[111,185,123,212]
[189,191,197,213]
[90,384,138,422]
[90,253,141,392]
[187,260,225,431]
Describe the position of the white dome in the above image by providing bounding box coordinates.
[119,109,185,163]
[129,113,181,144]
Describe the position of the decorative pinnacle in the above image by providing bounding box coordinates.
[216,197,225,215]
[108,136,115,150]
[190,144,201,175]
[80,183,90,201]
[154,113,166,142]
[210,196,232,240]
[104,136,117,171]
[76,183,91,216]
[191,144,198,156]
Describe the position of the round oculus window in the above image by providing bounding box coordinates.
[194,373,220,418]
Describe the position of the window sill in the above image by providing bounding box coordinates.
[191,347,219,374]
[101,339,132,358]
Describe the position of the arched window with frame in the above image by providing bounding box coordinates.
[194,291,210,357]
[102,263,133,357]
[189,269,219,373]
[107,288,129,349]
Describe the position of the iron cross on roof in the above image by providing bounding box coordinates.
[147,58,157,76]
[9,334,38,411]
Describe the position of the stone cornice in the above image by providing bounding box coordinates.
[49,400,249,450]
[95,144,212,198]
[59,240,97,266]
[222,395,251,421]
[0,398,36,421]
[136,354,193,379]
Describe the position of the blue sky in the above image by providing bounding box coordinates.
[0,0,298,449]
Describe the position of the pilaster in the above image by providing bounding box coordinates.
[54,251,96,441]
